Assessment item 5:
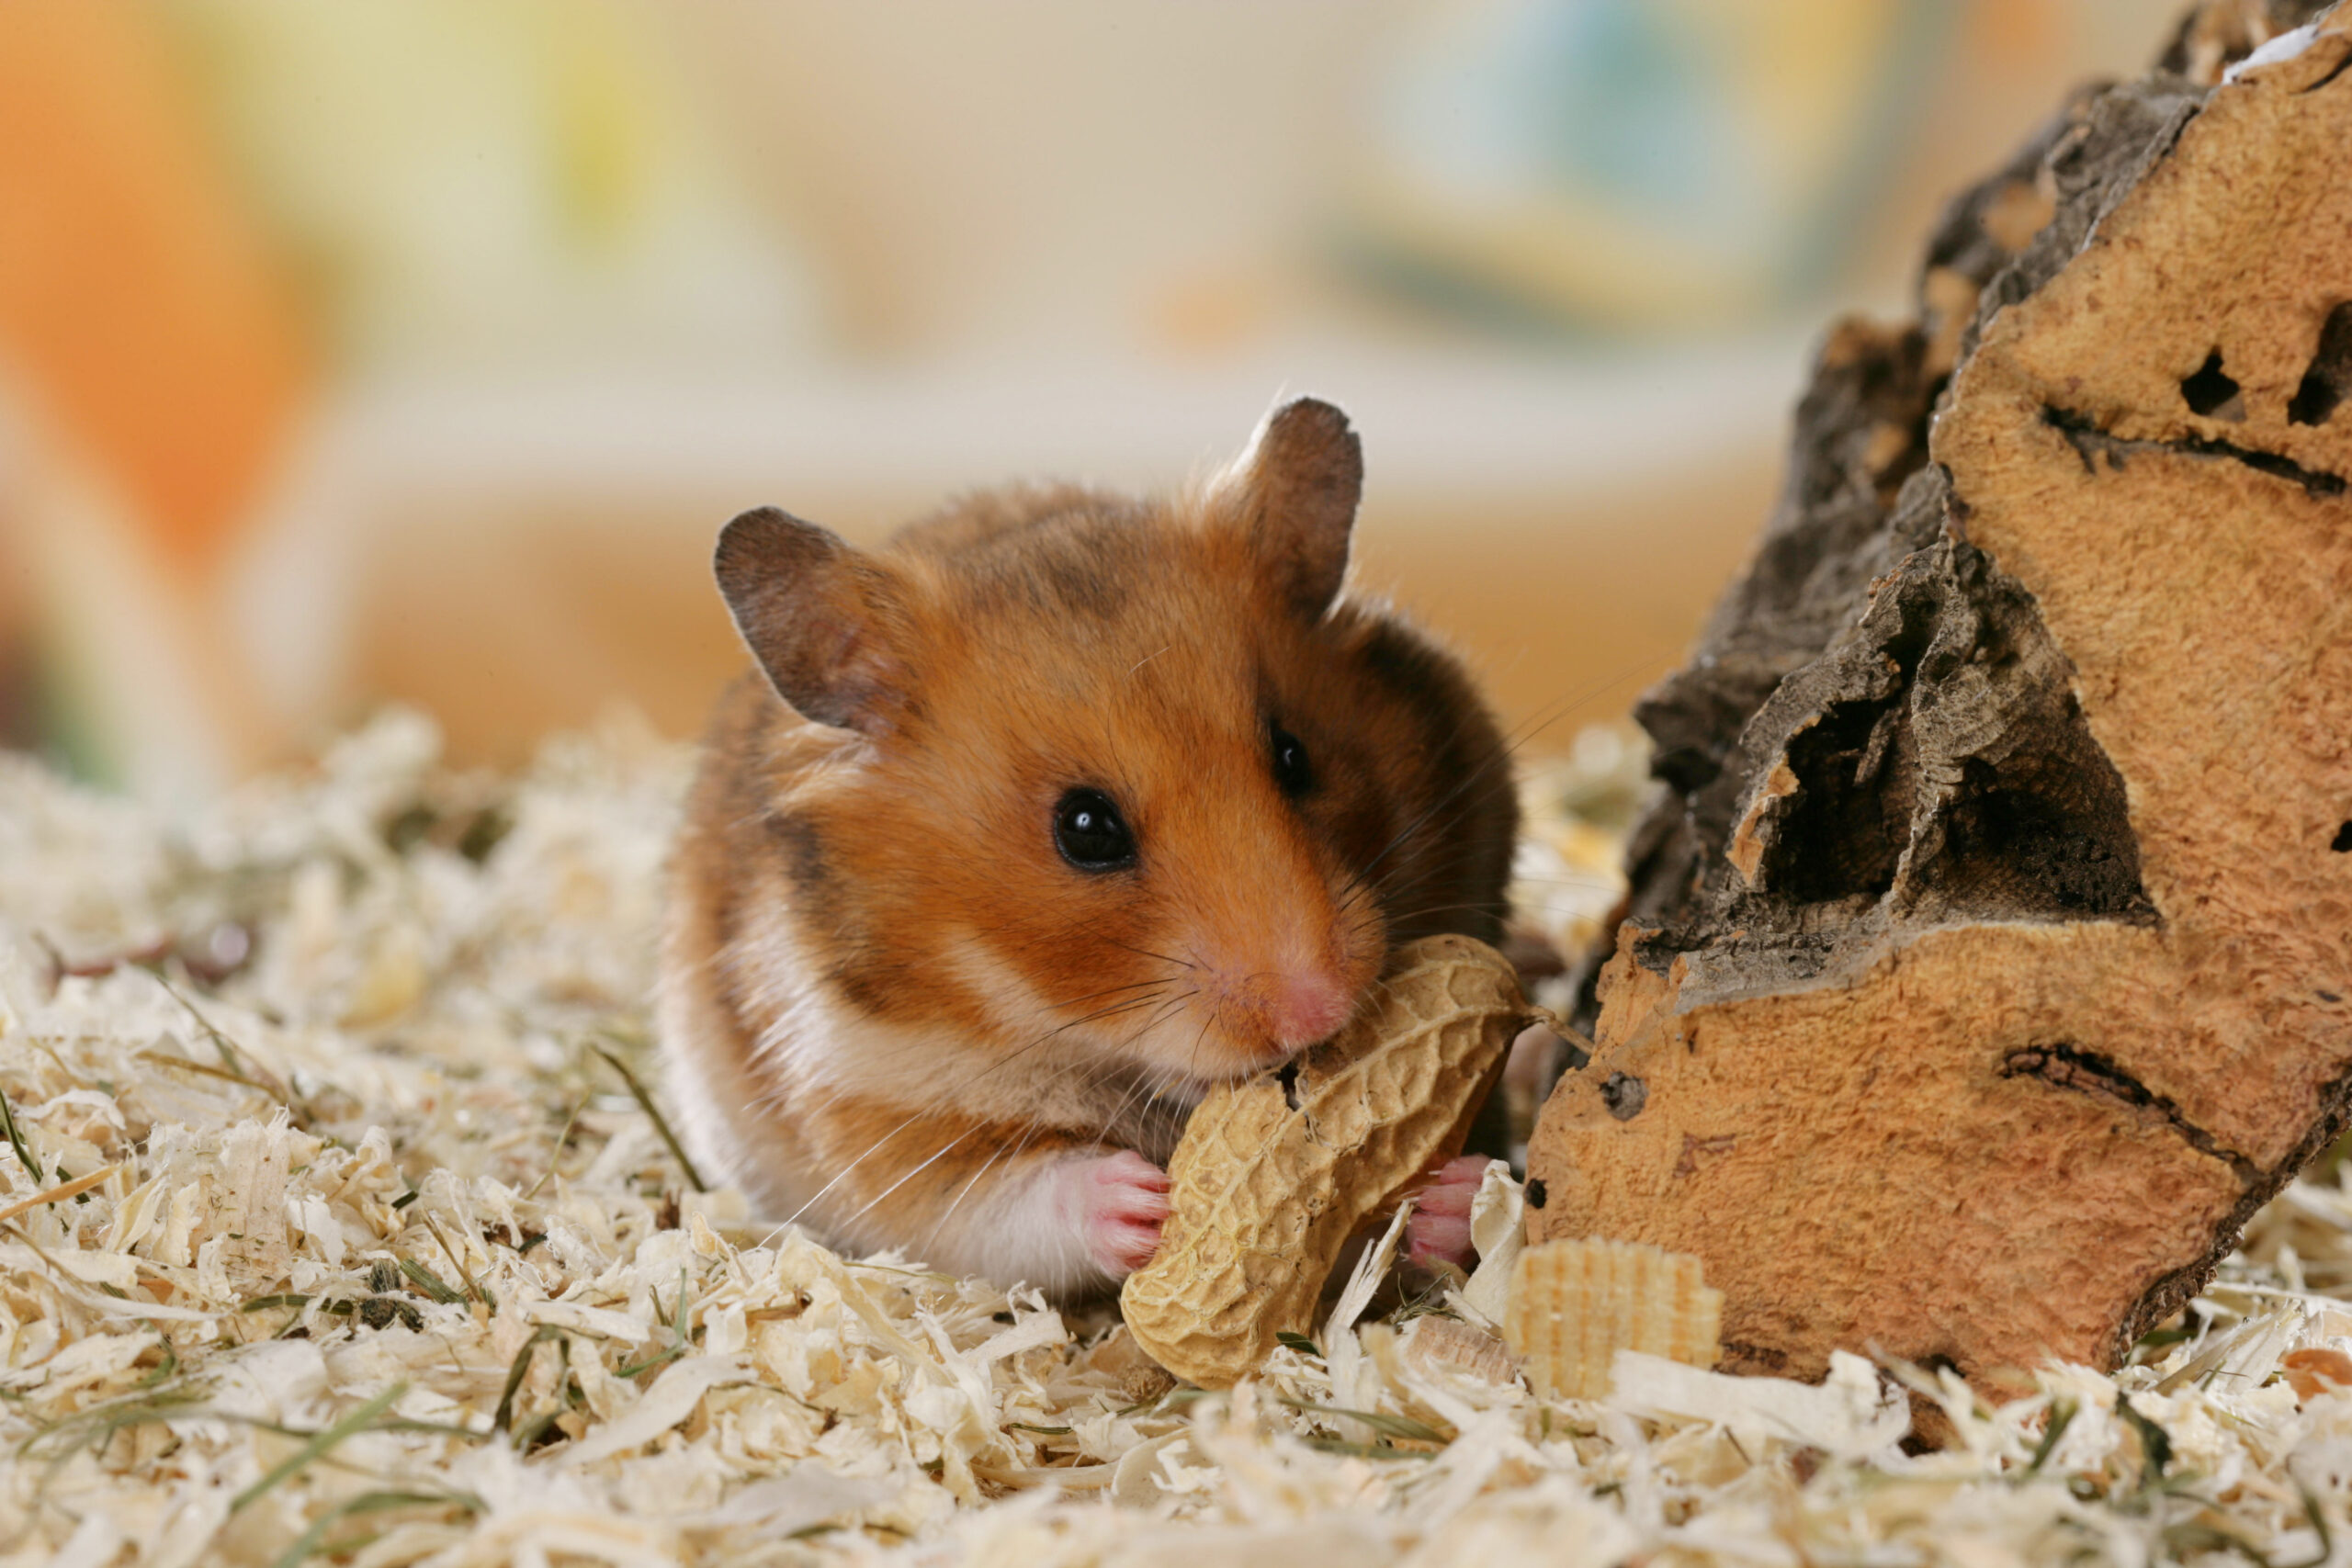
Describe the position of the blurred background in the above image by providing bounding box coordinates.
[0,0,2189,800]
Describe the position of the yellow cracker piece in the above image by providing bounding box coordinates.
[1504,1237,1724,1400]
[1405,1314,1520,1386]
[1121,934,1532,1388]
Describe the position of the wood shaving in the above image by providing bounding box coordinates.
[5,709,2352,1565]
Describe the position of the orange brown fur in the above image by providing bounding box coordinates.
[659,400,1516,1297]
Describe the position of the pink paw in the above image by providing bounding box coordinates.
[1077,1150,1170,1279]
[1405,1155,1493,1272]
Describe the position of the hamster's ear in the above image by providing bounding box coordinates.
[1218,397,1363,619]
[715,507,910,733]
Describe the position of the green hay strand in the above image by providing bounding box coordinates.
[149,971,295,1114]
[1299,1438,1434,1461]
[422,1213,492,1308]
[1277,1397,1447,1445]
[492,1326,564,1434]
[232,1382,409,1514]
[0,1084,42,1181]
[267,1488,482,1568]
[524,1096,586,1201]
[397,1259,464,1305]
[2027,1398,2077,1475]
[591,1043,707,1192]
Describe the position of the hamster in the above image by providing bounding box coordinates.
[658,398,1518,1299]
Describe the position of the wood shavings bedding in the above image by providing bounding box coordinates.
[5,710,2352,1567]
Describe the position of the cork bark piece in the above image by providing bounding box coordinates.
[1122,935,1531,1388]
[1530,4,2352,1387]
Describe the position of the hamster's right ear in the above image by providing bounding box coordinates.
[1216,397,1363,620]
[715,507,910,734]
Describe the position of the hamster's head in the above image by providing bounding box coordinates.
[713,398,1516,1094]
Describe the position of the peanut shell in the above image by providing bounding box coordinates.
[1120,933,1530,1387]
[1503,1237,1723,1401]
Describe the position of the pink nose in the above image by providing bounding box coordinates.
[1270,970,1353,1048]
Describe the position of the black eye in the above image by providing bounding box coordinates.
[1271,724,1313,796]
[1053,788,1135,871]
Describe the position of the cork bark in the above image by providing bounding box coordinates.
[1528,2,2352,1386]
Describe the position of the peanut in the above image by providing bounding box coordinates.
[1120,934,1532,1387]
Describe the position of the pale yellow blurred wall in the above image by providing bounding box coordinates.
[1,0,2200,784]
[345,0,2185,769]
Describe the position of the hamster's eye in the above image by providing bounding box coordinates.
[1054,788,1136,872]
[1271,724,1314,796]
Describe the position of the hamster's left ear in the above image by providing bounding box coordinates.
[715,507,911,735]
[1218,397,1363,619]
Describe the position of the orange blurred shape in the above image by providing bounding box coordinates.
[0,1,309,574]
[1977,0,2063,62]
[2284,1347,2352,1401]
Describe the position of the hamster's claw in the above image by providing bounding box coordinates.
[1080,1148,1170,1279]
[1405,1154,1493,1272]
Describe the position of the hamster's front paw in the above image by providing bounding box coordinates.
[1405,1155,1493,1272]
[1076,1149,1170,1279]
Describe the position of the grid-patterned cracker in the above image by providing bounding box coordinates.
[1504,1237,1724,1400]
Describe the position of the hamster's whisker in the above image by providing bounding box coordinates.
[1362,857,1499,914]
[1030,986,1172,1031]
[1340,657,1656,911]
[1048,977,1174,1010]
[1094,1073,1169,1156]
[1380,901,1529,931]
[1103,938,1198,972]
[766,1101,948,1239]
[831,1118,995,1235]
[1357,798,1520,905]
[923,1097,1084,1261]
[1334,695,1526,900]
[923,1106,1076,1286]
[763,987,1199,1241]
[1344,763,1520,903]
[1182,1013,1215,1096]
[1119,990,1201,1049]
[770,989,1150,1134]
[1486,655,1663,760]
[1057,992,1183,1036]
[919,1139,1014,1258]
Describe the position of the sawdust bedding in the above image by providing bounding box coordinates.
[6,711,2352,1568]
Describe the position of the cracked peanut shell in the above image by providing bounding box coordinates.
[1121,933,1532,1387]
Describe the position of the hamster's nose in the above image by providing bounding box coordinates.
[1269,970,1353,1050]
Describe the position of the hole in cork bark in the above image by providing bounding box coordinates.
[1524,1179,1548,1210]
[1759,697,1909,904]
[1919,755,2153,916]
[2003,1044,2258,1179]
[2290,303,2352,426]
[1600,1073,1647,1121]
[2180,350,2245,420]
[2004,1044,2156,1109]
[2334,821,2352,852]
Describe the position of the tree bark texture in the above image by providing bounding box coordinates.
[1527,0,2352,1387]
